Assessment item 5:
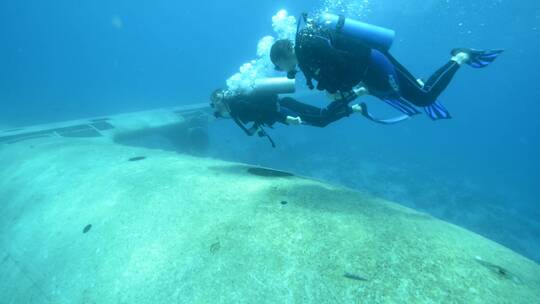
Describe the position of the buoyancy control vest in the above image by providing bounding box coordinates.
[294,13,396,94]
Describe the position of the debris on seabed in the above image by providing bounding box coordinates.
[210,241,221,254]
[474,256,523,284]
[343,272,369,282]
[247,167,294,177]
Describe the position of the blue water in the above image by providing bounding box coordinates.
[1,0,539,262]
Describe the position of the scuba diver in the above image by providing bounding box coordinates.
[270,13,504,123]
[210,77,362,147]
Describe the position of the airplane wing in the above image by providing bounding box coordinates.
[0,103,213,146]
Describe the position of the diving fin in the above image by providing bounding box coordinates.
[358,103,411,125]
[382,97,422,116]
[424,100,451,120]
[452,48,504,68]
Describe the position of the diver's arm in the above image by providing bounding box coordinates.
[276,103,303,126]
[307,101,353,127]
[277,96,351,128]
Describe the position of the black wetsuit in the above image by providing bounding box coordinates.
[226,92,353,129]
[295,26,371,94]
[295,26,459,120]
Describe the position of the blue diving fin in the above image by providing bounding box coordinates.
[452,48,504,68]
[382,97,422,116]
[359,102,411,125]
[424,100,451,120]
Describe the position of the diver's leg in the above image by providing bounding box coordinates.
[392,49,501,107]
[381,52,433,106]
[363,50,423,116]
[384,51,458,106]
[392,57,460,107]
[412,49,504,104]
[383,52,423,89]
[365,50,451,120]
[421,61,461,101]
[393,66,431,107]
[394,49,503,104]
[390,59,458,119]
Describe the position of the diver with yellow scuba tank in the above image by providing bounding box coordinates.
[210,77,360,147]
[270,13,504,124]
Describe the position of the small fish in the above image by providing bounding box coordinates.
[83,224,92,234]
[343,272,368,282]
[128,156,146,162]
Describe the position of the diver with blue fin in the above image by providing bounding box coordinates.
[210,77,359,147]
[270,13,504,123]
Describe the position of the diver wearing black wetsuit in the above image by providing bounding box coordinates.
[271,14,503,122]
[210,90,353,146]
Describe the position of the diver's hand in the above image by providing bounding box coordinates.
[326,92,341,102]
[327,91,356,102]
[327,88,367,103]
[353,86,368,97]
[352,104,363,113]
[286,116,302,125]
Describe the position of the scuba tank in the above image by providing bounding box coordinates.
[252,77,296,94]
[223,77,295,97]
[220,77,295,148]
[318,13,395,51]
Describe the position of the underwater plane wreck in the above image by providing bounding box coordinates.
[0,105,539,303]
